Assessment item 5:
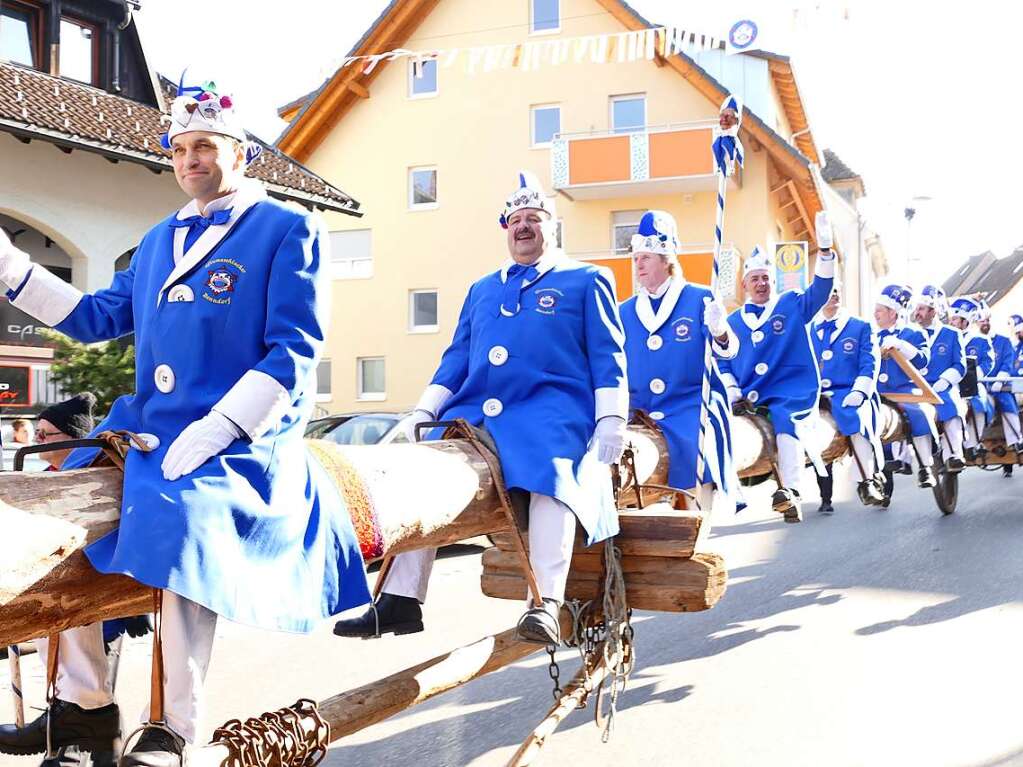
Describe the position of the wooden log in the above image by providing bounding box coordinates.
[481,550,726,613]
[189,614,575,767]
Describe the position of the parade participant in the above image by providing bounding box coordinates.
[811,281,885,513]
[334,171,627,645]
[618,210,738,513]
[874,285,937,488]
[948,297,990,460]
[912,286,967,473]
[717,217,836,522]
[1010,314,1023,375]
[0,75,370,766]
[976,301,1022,464]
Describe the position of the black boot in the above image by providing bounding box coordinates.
[333,593,424,639]
[899,460,914,476]
[0,700,120,757]
[1003,463,1014,478]
[816,468,834,514]
[771,488,802,523]
[516,599,562,644]
[119,725,183,767]
[879,470,894,508]
[856,478,885,507]
[917,466,937,488]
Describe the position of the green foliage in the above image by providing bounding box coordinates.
[44,331,135,417]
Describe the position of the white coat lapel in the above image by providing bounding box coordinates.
[829,311,850,345]
[740,294,781,331]
[157,183,267,307]
[636,276,685,334]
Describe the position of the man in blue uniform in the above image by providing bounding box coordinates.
[334,171,628,645]
[811,282,885,513]
[950,297,995,460]
[718,215,836,522]
[875,284,937,488]
[619,210,738,514]
[912,286,968,473]
[977,301,1022,464]
[0,77,369,766]
[1010,314,1023,375]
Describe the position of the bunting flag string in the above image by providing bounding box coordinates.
[313,23,751,84]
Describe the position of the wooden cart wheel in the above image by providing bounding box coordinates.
[932,467,958,515]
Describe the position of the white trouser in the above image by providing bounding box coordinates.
[966,409,987,448]
[33,591,217,744]
[776,433,803,489]
[849,433,876,481]
[912,435,934,468]
[939,418,964,461]
[384,493,577,603]
[1001,410,1022,445]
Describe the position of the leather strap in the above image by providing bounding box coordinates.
[149,589,165,723]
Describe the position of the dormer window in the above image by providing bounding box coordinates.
[0,1,41,69]
[59,16,97,84]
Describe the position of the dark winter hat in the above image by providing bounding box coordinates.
[38,392,97,439]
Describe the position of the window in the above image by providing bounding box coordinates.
[530,0,560,33]
[316,359,332,401]
[59,17,96,84]
[409,167,438,209]
[611,94,646,135]
[0,3,38,68]
[612,210,644,254]
[328,229,373,280]
[357,357,386,401]
[408,58,438,97]
[409,290,439,333]
[531,104,561,147]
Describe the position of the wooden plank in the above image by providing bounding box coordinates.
[879,348,942,404]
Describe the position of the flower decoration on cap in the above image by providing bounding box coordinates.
[742,245,772,279]
[877,283,913,312]
[499,170,555,229]
[948,296,980,322]
[630,210,680,258]
[161,71,261,165]
[1011,313,1023,333]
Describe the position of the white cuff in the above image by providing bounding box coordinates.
[997,371,1010,380]
[719,372,739,390]
[415,384,453,418]
[712,326,739,359]
[595,385,629,421]
[10,265,83,327]
[940,368,964,386]
[814,252,836,279]
[852,375,875,397]
[214,369,291,441]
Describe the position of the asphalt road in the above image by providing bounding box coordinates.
[3,462,1023,766]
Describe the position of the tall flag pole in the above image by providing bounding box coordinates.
[694,94,745,499]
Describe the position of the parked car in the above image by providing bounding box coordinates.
[305,411,411,446]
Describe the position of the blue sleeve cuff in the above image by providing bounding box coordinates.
[6,267,32,300]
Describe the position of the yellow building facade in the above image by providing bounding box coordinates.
[279,0,845,413]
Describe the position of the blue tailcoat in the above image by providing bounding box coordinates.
[718,274,832,436]
[620,278,735,494]
[922,324,967,422]
[13,192,370,632]
[878,324,934,438]
[989,333,1020,416]
[965,333,996,419]
[811,312,879,437]
[429,255,627,546]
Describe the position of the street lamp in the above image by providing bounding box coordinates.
[905,195,933,264]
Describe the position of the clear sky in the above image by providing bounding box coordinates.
[136,1,1021,288]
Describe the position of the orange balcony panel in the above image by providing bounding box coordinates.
[568,136,631,185]
[579,256,633,301]
[649,128,714,179]
[679,252,713,286]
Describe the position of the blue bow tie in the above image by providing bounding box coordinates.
[501,263,540,316]
[169,208,232,233]
[819,319,837,336]
[745,303,765,319]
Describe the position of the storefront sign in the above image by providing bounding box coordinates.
[0,365,32,407]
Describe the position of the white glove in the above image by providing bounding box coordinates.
[593,415,626,465]
[815,211,834,251]
[162,410,241,481]
[703,297,729,338]
[991,380,1004,393]
[727,386,742,406]
[881,335,916,359]
[841,390,866,409]
[932,378,951,394]
[0,229,32,291]
[401,409,435,443]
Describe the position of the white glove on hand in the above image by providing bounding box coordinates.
[593,415,626,465]
[932,378,951,394]
[703,297,729,338]
[401,409,435,443]
[841,390,866,409]
[727,386,742,406]
[162,410,241,481]
[815,211,834,251]
[0,229,32,291]
[881,335,917,360]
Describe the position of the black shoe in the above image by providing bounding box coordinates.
[516,599,562,645]
[917,467,937,488]
[964,446,977,462]
[817,500,834,515]
[333,593,424,639]
[772,488,802,523]
[0,700,120,757]
[856,479,885,507]
[1003,464,1014,478]
[945,456,966,473]
[899,461,914,476]
[119,726,183,767]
